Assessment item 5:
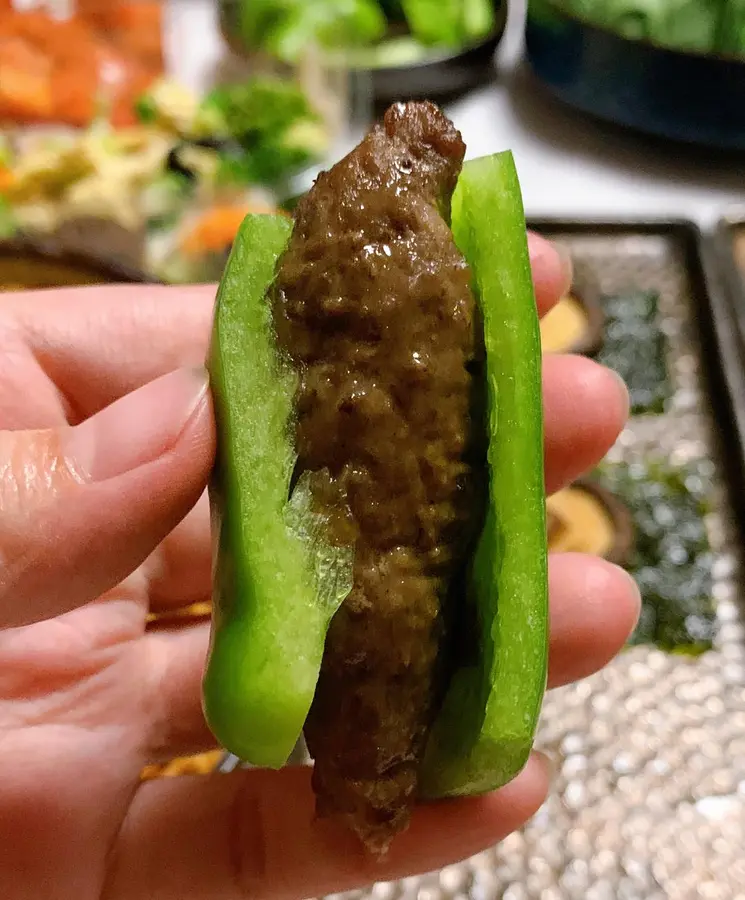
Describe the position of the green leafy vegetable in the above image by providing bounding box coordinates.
[338,34,429,65]
[549,0,740,56]
[213,139,321,188]
[402,0,495,46]
[596,458,716,655]
[201,79,315,141]
[233,0,496,62]
[134,93,159,125]
[462,0,498,38]
[131,75,326,188]
[268,0,387,59]
[198,78,328,186]
[595,290,670,416]
[237,0,386,62]
[715,0,745,55]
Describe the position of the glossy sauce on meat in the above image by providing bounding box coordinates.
[271,101,484,852]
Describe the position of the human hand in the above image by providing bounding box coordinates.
[0,235,639,900]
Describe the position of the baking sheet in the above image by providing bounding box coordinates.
[322,220,745,900]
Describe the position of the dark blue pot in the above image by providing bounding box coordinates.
[524,1,745,151]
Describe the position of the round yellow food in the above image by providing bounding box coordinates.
[547,485,617,559]
[540,294,589,355]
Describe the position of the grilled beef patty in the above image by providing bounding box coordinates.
[271,101,484,852]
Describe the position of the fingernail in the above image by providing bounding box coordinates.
[532,749,558,782]
[66,367,209,482]
[610,562,642,622]
[556,243,574,295]
[609,367,631,421]
[528,232,573,308]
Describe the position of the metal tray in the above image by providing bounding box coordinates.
[713,211,745,348]
[323,219,745,900]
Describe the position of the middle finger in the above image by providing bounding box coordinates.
[139,551,640,763]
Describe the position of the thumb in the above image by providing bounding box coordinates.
[0,368,214,629]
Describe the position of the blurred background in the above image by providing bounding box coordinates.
[1,1,745,898]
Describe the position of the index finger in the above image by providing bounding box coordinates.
[3,233,569,424]
[529,231,572,317]
[4,283,215,424]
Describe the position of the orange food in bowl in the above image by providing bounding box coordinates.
[0,2,163,127]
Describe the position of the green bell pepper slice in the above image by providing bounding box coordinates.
[202,212,354,769]
[420,152,548,798]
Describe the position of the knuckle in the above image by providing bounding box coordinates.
[0,430,83,530]
[0,430,83,518]
[0,430,84,612]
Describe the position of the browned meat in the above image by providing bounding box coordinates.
[271,101,484,853]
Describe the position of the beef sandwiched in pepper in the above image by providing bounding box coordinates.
[273,103,485,850]
[203,102,548,855]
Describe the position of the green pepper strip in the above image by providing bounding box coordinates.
[202,213,354,769]
[419,152,548,799]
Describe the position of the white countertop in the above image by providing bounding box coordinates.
[166,0,745,230]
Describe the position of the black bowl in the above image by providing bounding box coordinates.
[220,0,506,105]
[368,0,507,103]
[524,0,745,151]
